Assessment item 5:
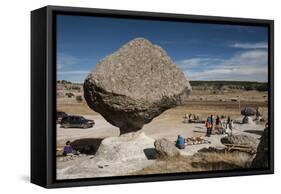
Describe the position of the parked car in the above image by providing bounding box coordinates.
[60,115,95,128]
[56,111,68,124]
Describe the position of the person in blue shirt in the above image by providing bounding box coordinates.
[176,135,185,149]
[206,116,213,137]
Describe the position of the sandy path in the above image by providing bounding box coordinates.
[57,112,197,146]
[57,113,265,146]
[57,114,119,146]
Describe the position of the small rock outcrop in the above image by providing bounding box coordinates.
[221,134,258,148]
[251,128,269,168]
[241,107,256,116]
[256,107,262,117]
[242,116,254,124]
[154,138,180,158]
[84,38,191,134]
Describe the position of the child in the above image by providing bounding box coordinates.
[63,141,73,156]
[176,135,185,149]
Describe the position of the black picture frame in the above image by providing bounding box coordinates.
[31,5,274,188]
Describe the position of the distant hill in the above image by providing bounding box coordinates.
[57,80,268,92]
[190,80,268,91]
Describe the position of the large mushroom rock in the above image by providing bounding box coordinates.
[241,107,256,116]
[84,38,192,134]
[251,127,269,168]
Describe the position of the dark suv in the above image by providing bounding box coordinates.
[60,116,95,129]
[56,111,68,124]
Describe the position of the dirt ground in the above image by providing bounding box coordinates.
[56,89,268,179]
[57,90,268,145]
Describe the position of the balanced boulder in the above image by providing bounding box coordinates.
[241,107,256,116]
[84,38,191,134]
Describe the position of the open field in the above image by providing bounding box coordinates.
[56,86,268,179]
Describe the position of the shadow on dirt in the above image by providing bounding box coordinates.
[70,138,103,155]
[143,148,158,160]
[244,130,264,136]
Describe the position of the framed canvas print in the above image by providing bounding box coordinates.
[31,5,274,188]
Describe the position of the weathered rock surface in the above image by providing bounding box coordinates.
[256,107,262,117]
[154,138,180,158]
[251,127,269,168]
[241,107,256,116]
[57,132,156,179]
[242,116,254,124]
[84,38,191,134]
[95,132,155,162]
[221,134,258,148]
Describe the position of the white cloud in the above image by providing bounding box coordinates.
[230,42,268,49]
[57,70,89,75]
[180,49,268,82]
[57,53,79,70]
[177,58,223,68]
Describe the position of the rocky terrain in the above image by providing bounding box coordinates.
[56,37,269,179]
[57,120,265,179]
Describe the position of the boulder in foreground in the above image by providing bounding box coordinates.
[221,134,258,148]
[154,138,180,158]
[251,128,269,168]
[84,38,191,134]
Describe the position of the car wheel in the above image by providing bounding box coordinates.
[83,124,87,129]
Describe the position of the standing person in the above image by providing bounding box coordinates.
[229,120,234,136]
[227,116,231,128]
[210,115,214,135]
[205,116,212,137]
[215,115,221,133]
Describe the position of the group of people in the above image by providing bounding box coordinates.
[205,115,234,137]
[176,114,235,150]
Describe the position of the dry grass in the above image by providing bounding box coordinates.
[163,100,268,121]
[57,102,98,115]
[57,90,268,121]
[133,151,253,175]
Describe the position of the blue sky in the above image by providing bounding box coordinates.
[57,14,268,83]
